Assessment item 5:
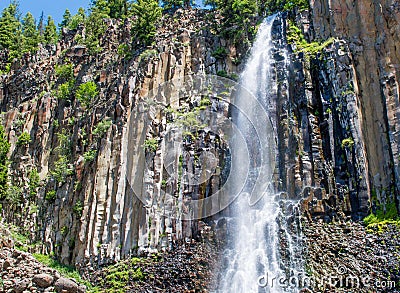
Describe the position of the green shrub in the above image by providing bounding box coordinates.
[16,132,31,146]
[29,168,40,197]
[73,200,83,216]
[55,63,74,81]
[93,119,112,138]
[56,80,75,100]
[0,125,10,200]
[51,155,74,183]
[55,129,72,157]
[212,47,228,59]
[131,0,162,46]
[45,190,56,201]
[341,137,354,149]
[117,44,132,59]
[138,49,158,63]
[76,81,98,108]
[287,20,334,59]
[84,150,97,162]
[6,185,22,206]
[143,138,158,152]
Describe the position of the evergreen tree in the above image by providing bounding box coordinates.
[84,0,110,53]
[37,11,45,41]
[162,0,184,10]
[131,0,162,46]
[0,2,22,60]
[108,0,131,19]
[68,7,86,30]
[44,16,58,44]
[22,12,39,53]
[59,9,71,29]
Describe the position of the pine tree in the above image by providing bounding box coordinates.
[108,0,131,19]
[0,2,21,60]
[59,9,71,29]
[22,12,39,53]
[68,7,86,30]
[162,0,184,10]
[37,11,45,42]
[131,0,162,46]
[44,16,58,44]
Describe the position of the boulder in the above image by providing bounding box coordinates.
[33,273,54,288]
[54,277,85,293]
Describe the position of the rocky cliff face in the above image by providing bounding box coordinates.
[0,9,247,267]
[267,0,400,222]
[1,0,399,272]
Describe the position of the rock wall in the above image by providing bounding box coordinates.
[270,1,400,221]
[0,9,248,266]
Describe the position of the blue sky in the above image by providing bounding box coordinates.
[0,0,207,26]
[0,0,91,25]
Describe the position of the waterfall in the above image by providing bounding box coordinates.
[217,15,302,293]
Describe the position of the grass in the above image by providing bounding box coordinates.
[100,257,146,292]
[364,202,400,233]
[33,253,99,291]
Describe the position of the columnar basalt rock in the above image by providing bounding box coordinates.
[0,9,243,267]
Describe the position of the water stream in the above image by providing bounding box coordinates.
[218,15,303,293]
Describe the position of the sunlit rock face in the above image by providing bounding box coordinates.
[1,0,399,270]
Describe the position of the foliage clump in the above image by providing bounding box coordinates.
[16,132,31,146]
[76,81,98,108]
[287,20,334,59]
[93,119,112,138]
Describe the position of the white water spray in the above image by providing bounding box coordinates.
[218,15,292,293]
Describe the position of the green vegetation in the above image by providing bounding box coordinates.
[55,63,74,80]
[16,132,31,146]
[117,43,132,59]
[101,258,146,292]
[33,253,96,289]
[341,137,354,149]
[143,138,158,152]
[0,125,10,200]
[364,201,400,233]
[262,0,309,14]
[84,150,97,162]
[44,16,58,44]
[73,200,84,216]
[67,7,86,30]
[206,0,257,43]
[51,155,74,183]
[93,119,112,138]
[211,47,228,59]
[287,20,334,59]
[45,190,56,201]
[22,12,39,53]
[138,49,158,63]
[0,2,23,68]
[59,9,72,29]
[56,81,75,100]
[76,81,98,108]
[6,185,22,207]
[131,0,162,46]
[28,168,40,198]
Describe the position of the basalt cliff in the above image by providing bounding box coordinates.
[0,1,399,292]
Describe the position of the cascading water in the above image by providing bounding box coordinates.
[217,15,303,293]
